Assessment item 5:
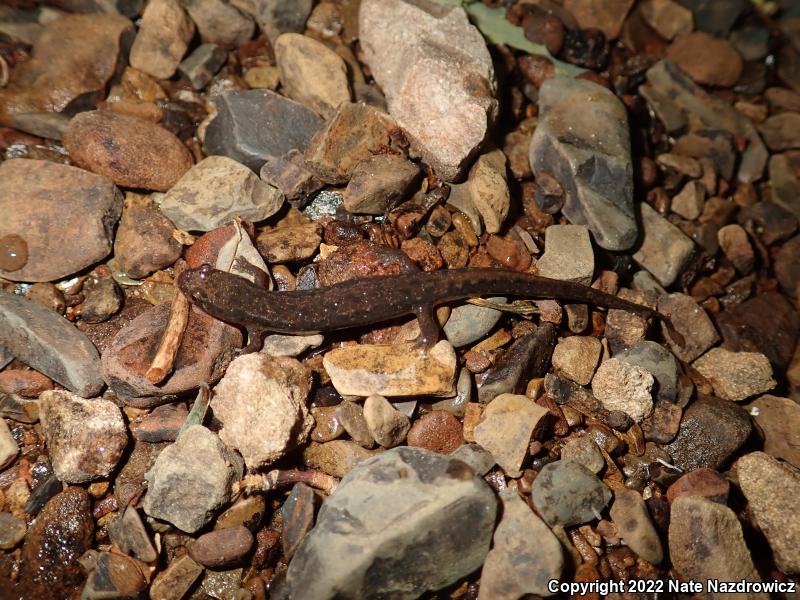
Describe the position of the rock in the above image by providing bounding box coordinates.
[178,43,227,90]
[450,443,495,476]
[775,234,800,298]
[535,225,595,284]
[281,482,317,560]
[592,358,654,423]
[0,14,133,127]
[633,203,695,286]
[129,0,194,79]
[0,159,122,283]
[274,33,351,118]
[149,555,203,600]
[0,368,53,397]
[18,488,94,600]
[479,488,564,599]
[143,425,242,533]
[738,201,797,246]
[770,153,800,220]
[531,460,612,527]
[529,77,636,251]
[40,390,127,483]
[473,393,549,477]
[182,0,254,47]
[302,440,377,478]
[657,293,719,362]
[107,506,157,562]
[717,224,754,274]
[640,0,693,40]
[64,110,192,192]
[157,155,283,231]
[262,333,324,357]
[189,526,254,568]
[552,335,602,385]
[334,400,374,448]
[0,292,103,397]
[363,394,410,448]
[310,405,343,443]
[81,552,148,599]
[205,89,323,172]
[561,435,605,474]
[615,341,679,403]
[79,277,123,323]
[284,447,497,599]
[216,494,267,530]
[406,410,464,454]
[342,154,420,215]
[669,496,765,596]
[671,180,705,220]
[0,418,18,470]
[232,0,313,43]
[666,467,730,504]
[0,512,26,550]
[748,395,800,468]
[323,341,457,398]
[114,194,181,279]
[303,102,398,184]
[359,0,495,181]
[736,452,800,574]
[610,488,663,564]
[443,297,506,348]
[256,223,322,264]
[759,112,800,151]
[604,288,654,354]
[259,149,323,203]
[211,353,313,468]
[101,303,241,402]
[666,32,743,87]
[693,348,775,402]
[563,0,634,39]
[665,396,752,471]
[447,149,511,235]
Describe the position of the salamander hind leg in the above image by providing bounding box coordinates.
[412,304,440,350]
[238,328,268,355]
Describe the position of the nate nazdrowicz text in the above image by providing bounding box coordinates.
[548,579,797,595]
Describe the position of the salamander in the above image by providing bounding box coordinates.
[178,263,674,353]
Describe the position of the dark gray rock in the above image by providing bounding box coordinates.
[284,447,497,600]
[770,152,800,219]
[673,0,747,35]
[232,0,313,43]
[531,460,612,527]
[529,77,636,251]
[204,89,323,172]
[107,506,157,563]
[615,341,679,403]
[633,203,695,287]
[0,292,103,397]
[178,43,227,90]
[280,482,316,561]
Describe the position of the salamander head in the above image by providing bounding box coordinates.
[177,264,228,312]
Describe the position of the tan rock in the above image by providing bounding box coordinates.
[302,440,378,478]
[363,394,410,448]
[129,0,195,80]
[552,336,602,385]
[693,348,775,402]
[666,32,743,87]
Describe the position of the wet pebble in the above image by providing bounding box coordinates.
[693,348,775,402]
[609,488,663,564]
[531,460,612,527]
[592,358,654,423]
[334,400,374,448]
[107,505,157,562]
[443,297,506,348]
[281,482,316,561]
[216,494,266,531]
[666,467,730,504]
[0,234,28,272]
[406,410,464,454]
[363,394,411,448]
[552,335,602,385]
[113,194,182,279]
[148,555,203,600]
[129,0,194,79]
[189,525,254,568]
[130,402,187,443]
[310,405,344,443]
[747,394,800,468]
[79,277,123,323]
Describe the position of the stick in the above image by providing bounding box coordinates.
[146,265,191,384]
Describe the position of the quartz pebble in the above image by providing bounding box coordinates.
[284,447,497,599]
[129,0,194,79]
[0,418,18,470]
[189,526,254,568]
[211,353,313,468]
[615,341,679,403]
[633,203,695,287]
[535,225,595,284]
[552,335,602,385]
[113,194,182,279]
[40,390,127,483]
[592,358,654,423]
[363,394,410,448]
[532,460,612,527]
[693,348,775,402]
[748,395,800,467]
[657,293,719,363]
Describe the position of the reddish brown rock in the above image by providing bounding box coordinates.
[114,194,182,279]
[189,526,254,567]
[564,0,635,39]
[406,410,465,454]
[0,369,53,397]
[666,32,743,87]
[64,111,193,192]
[666,468,730,504]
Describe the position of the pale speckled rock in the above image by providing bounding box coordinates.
[748,395,800,468]
[633,202,695,286]
[40,390,127,483]
[363,394,410,448]
[592,358,654,423]
[274,33,351,118]
[446,150,510,234]
[552,336,602,385]
[157,155,283,231]
[531,460,612,527]
[284,447,497,599]
[0,418,18,470]
[609,488,663,564]
[323,341,457,397]
[736,452,800,574]
[211,353,313,469]
[536,225,594,284]
[693,348,775,402]
[129,0,194,79]
[473,393,549,477]
[669,496,766,598]
[443,297,506,348]
[615,341,679,403]
[479,488,563,599]
[302,440,379,478]
[359,0,496,181]
[560,435,604,474]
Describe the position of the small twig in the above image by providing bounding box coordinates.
[180,385,210,434]
[146,265,191,384]
[466,298,540,317]
[0,55,8,88]
[234,469,339,497]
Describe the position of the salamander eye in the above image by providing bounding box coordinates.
[198,264,212,280]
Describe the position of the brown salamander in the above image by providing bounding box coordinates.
[178,264,674,353]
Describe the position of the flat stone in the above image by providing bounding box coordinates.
[536,225,595,284]
[717,223,754,274]
[281,482,316,560]
[666,468,730,504]
[274,33,351,118]
[693,348,775,402]
[406,410,464,454]
[671,180,705,220]
[748,395,800,468]
[261,333,324,357]
[479,488,564,599]
[474,393,550,477]
[107,506,157,563]
[759,112,800,151]
[284,447,497,599]
[157,155,283,231]
[211,353,313,468]
[610,488,663,564]
[183,0,254,47]
[447,149,511,235]
[0,418,18,470]
[665,396,752,471]
[736,451,800,574]
[738,201,797,246]
[40,390,127,483]
[259,149,323,203]
[666,32,743,87]
[657,293,719,363]
[443,297,507,348]
[205,89,323,172]
[769,152,800,219]
[615,341,679,403]
[178,43,227,90]
[189,526,254,568]
[592,358,654,423]
[0,14,133,127]
[561,435,605,474]
[215,494,267,531]
[143,425,242,533]
[633,203,695,286]
[342,154,420,215]
[114,194,182,279]
[129,0,193,79]
[302,440,378,478]
[0,292,103,397]
[669,496,765,596]
[532,460,612,527]
[363,394,410,448]
[149,555,203,600]
[335,400,374,448]
[529,77,637,251]
[81,551,148,600]
[552,335,602,385]
[640,0,693,40]
[0,512,26,550]
[359,0,495,181]
[0,159,122,283]
[323,341,457,398]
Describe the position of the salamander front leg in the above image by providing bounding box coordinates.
[238,328,267,355]
[412,303,440,349]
